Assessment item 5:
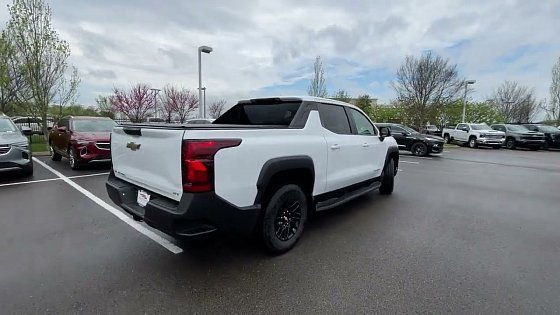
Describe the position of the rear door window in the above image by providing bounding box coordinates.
[214,101,301,126]
[317,104,351,134]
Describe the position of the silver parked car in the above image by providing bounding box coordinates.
[0,115,33,175]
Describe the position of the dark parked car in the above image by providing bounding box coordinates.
[48,116,117,169]
[0,115,33,175]
[522,124,560,149]
[491,124,545,150]
[375,123,444,156]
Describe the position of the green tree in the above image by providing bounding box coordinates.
[355,94,373,117]
[543,56,560,126]
[331,89,351,102]
[5,0,79,134]
[0,30,28,116]
[307,56,328,97]
[371,104,401,123]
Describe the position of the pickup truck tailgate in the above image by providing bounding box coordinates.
[111,126,185,201]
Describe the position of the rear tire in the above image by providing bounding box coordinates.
[261,184,308,255]
[50,144,62,161]
[444,134,451,144]
[379,159,395,195]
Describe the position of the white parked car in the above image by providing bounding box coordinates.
[442,123,505,148]
[107,96,399,254]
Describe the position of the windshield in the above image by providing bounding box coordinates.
[470,124,491,130]
[0,118,18,133]
[399,125,418,134]
[72,119,116,132]
[537,125,558,132]
[506,125,529,132]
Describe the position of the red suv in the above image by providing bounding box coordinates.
[48,116,116,169]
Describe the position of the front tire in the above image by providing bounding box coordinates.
[69,148,81,170]
[50,144,62,161]
[379,159,395,195]
[261,184,308,255]
[468,137,478,148]
[506,138,517,150]
[443,134,451,144]
[22,163,33,176]
[411,142,428,156]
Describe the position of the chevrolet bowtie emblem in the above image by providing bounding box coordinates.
[126,141,141,151]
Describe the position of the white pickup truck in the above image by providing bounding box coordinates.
[442,123,505,149]
[106,96,399,254]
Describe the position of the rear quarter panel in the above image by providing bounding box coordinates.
[186,111,328,208]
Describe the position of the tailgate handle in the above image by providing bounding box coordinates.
[123,127,142,136]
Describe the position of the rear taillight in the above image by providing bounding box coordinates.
[182,139,242,193]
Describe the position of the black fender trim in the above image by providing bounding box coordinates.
[385,146,399,176]
[254,155,315,205]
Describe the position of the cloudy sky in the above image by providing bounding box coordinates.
[1,0,559,111]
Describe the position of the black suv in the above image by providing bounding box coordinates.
[375,123,444,156]
[523,124,560,149]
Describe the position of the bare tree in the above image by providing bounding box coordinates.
[391,51,463,127]
[174,89,198,123]
[160,85,179,123]
[543,57,560,125]
[208,99,226,118]
[5,0,79,134]
[95,95,114,118]
[332,89,351,103]
[492,81,539,123]
[308,56,328,98]
[111,84,155,123]
[54,66,80,119]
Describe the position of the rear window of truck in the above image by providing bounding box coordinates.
[214,101,301,126]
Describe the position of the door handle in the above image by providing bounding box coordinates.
[362,143,370,147]
[330,144,341,150]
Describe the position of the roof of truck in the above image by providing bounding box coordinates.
[238,96,360,110]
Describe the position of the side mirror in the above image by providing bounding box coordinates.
[21,126,32,136]
[379,126,391,141]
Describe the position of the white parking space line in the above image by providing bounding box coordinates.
[406,156,433,160]
[0,172,110,188]
[33,158,183,254]
[68,172,110,179]
[0,177,60,188]
[400,160,420,164]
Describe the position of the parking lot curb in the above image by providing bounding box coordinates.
[33,151,50,156]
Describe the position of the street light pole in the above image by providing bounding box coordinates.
[198,45,213,118]
[201,87,206,118]
[150,88,161,118]
[462,80,476,123]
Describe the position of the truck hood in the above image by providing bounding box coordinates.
[0,131,27,145]
[72,131,111,142]
[478,129,503,134]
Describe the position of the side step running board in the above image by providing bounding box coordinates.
[315,182,381,212]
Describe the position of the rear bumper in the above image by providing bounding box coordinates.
[0,147,32,170]
[106,172,260,238]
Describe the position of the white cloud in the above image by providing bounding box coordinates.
[1,0,558,110]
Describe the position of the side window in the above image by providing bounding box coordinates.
[318,104,351,134]
[348,108,377,135]
[390,126,406,134]
[495,125,505,132]
[457,124,468,130]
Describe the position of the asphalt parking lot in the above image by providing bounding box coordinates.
[2,147,560,313]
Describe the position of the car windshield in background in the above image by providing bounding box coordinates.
[471,124,491,130]
[506,125,529,132]
[0,118,18,133]
[214,101,301,125]
[73,119,116,132]
[400,125,418,134]
[538,125,559,132]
